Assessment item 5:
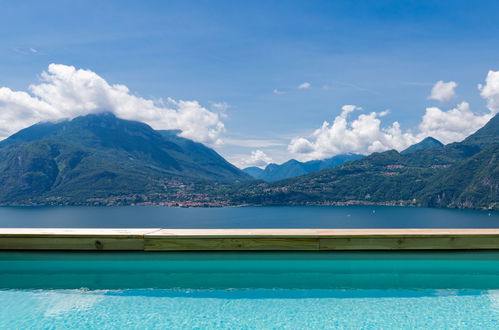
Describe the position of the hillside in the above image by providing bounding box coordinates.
[418,144,498,209]
[243,154,364,181]
[0,113,251,204]
[230,114,499,210]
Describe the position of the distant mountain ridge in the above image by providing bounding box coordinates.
[230,114,499,210]
[0,113,250,204]
[243,154,364,181]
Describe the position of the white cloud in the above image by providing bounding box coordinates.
[298,82,311,89]
[289,72,498,161]
[273,89,285,95]
[478,70,499,115]
[288,105,418,161]
[234,150,272,168]
[0,64,225,144]
[429,80,457,102]
[418,102,491,143]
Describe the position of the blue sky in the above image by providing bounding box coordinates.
[1,1,499,167]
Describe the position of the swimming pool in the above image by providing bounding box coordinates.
[1,251,498,328]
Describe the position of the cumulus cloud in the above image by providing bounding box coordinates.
[429,80,457,102]
[418,102,491,143]
[298,82,311,89]
[288,105,418,160]
[289,72,499,161]
[478,70,499,114]
[236,150,272,168]
[0,64,225,144]
[273,89,285,95]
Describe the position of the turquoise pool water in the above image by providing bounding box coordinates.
[1,251,498,328]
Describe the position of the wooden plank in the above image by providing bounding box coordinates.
[145,238,319,251]
[147,229,323,238]
[147,228,499,238]
[0,228,161,250]
[0,228,161,237]
[0,228,499,251]
[0,237,144,250]
[320,236,499,250]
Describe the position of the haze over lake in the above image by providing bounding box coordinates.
[0,206,497,228]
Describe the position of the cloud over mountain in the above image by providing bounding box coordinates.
[236,149,273,168]
[479,70,499,114]
[288,72,498,161]
[0,64,225,144]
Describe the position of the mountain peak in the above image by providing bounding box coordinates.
[422,137,443,144]
[401,136,444,154]
[0,114,251,204]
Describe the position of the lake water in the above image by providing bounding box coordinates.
[0,205,497,228]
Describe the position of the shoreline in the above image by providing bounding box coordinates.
[1,200,497,211]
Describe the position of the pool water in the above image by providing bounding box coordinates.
[1,251,498,328]
[2,288,499,328]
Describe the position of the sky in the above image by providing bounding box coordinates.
[1,0,499,168]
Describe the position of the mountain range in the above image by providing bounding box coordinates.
[243,137,445,182]
[243,154,364,181]
[230,114,499,210]
[0,112,497,209]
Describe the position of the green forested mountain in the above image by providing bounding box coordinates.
[0,113,497,209]
[230,114,499,210]
[418,144,498,208]
[0,113,250,204]
[243,154,364,181]
[401,137,443,154]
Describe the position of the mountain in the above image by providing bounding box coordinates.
[0,113,251,204]
[401,137,443,154]
[231,114,499,210]
[243,154,364,181]
[243,166,264,178]
[418,144,498,209]
[0,112,496,209]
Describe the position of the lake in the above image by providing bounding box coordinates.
[0,205,497,228]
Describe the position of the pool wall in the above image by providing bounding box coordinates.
[2,250,499,290]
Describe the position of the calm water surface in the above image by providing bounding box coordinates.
[0,205,497,228]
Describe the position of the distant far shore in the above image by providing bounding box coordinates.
[1,199,496,210]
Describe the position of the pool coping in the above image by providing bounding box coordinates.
[1,228,499,251]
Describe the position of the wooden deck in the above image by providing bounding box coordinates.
[1,228,498,251]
